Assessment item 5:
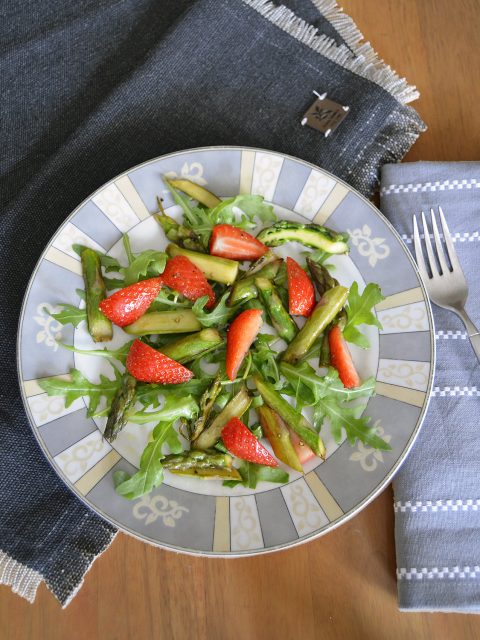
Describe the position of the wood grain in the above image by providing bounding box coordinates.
[2,1,480,637]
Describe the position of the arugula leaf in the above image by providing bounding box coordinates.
[209,195,276,227]
[122,249,167,286]
[104,276,126,290]
[76,289,86,301]
[192,292,239,328]
[224,461,289,488]
[135,379,213,408]
[251,334,283,389]
[303,248,333,266]
[39,368,122,417]
[163,425,183,454]
[127,395,198,424]
[122,234,135,264]
[148,288,193,312]
[58,340,133,364]
[115,421,176,499]
[280,362,389,450]
[47,304,86,328]
[343,282,384,348]
[281,362,375,405]
[313,397,390,450]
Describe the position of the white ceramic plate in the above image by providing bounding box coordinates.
[18,146,434,555]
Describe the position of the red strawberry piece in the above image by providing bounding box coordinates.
[329,325,361,389]
[126,339,193,384]
[286,257,315,317]
[289,430,315,465]
[210,224,268,261]
[161,255,215,309]
[99,277,162,327]
[222,417,278,467]
[226,308,263,381]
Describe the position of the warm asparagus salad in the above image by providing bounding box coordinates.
[40,178,391,500]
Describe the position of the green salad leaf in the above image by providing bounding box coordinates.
[313,398,390,450]
[39,367,122,417]
[114,420,177,499]
[58,340,133,364]
[127,395,198,425]
[209,195,276,227]
[192,292,238,328]
[47,304,86,328]
[343,282,384,348]
[122,249,167,286]
[223,460,289,489]
[280,362,389,450]
[251,334,283,389]
[135,379,213,408]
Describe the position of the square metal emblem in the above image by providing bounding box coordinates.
[301,92,349,137]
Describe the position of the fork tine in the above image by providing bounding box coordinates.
[438,206,461,271]
[421,211,438,275]
[413,215,429,279]
[430,208,449,274]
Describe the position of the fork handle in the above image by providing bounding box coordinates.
[456,308,480,363]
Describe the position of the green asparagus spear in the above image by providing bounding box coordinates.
[162,449,241,480]
[167,179,221,208]
[253,374,326,458]
[307,257,339,296]
[257,220,349,253]
[104,373,137,442]
[228,258,282,306]
[319,331,331,367]
[282,286,349,364]
[242,251,280,278]
[336,309,348,331]
[166,244,239,285]
[155,197,204,252]
[81,248,113,342]
[160,329,223,363]
[124,310,202,335]
[255,277,297,342]
[190,376,222,441]
[193,386,251,450]
[258,405,303,472]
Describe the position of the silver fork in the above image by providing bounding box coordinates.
[413,206,480,362]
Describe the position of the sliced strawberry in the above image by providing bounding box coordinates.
[286,257,315,317]
[210,224,267,261]
[226,309,263,381]
[126,339,193,384]
[289,430,315,465]
[99,277,162,327]
[329,324,361,389]
[161,255,215,309]
[222,417,278,467]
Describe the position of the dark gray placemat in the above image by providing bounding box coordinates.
[1,0,424,605]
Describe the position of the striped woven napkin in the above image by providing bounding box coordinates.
[380,161,480,612]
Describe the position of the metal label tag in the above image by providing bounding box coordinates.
[301,92,349,137]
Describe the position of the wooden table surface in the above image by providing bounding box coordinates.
[2,1,480,638]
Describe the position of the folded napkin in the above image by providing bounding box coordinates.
[1,0,424,605]
[380,161,480,613]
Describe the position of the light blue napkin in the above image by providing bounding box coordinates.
[380,161,480,613]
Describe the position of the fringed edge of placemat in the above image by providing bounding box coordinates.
[0,549,42,603]
[242,0,420,105]
[57,530,119,609]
